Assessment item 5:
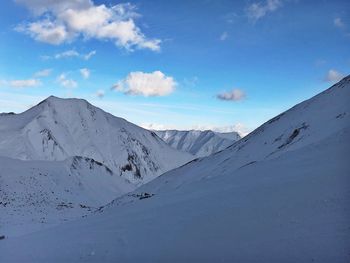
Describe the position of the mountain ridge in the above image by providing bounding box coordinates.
[0,95,193,184]
[1,76,349,262]
[154,129,241,157]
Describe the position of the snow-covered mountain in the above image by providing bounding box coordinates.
[2,76,349,262]
[0,96,192,184]
[0,155,134,236]
[154,129,241,157]
[0,96,192,234]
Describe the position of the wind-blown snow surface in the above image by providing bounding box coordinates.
[0,96,192,184]
[0,156,134,236]
[1,76,350,262]
[155,129,241,157]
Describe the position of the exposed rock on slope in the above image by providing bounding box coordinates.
[0,96,192,184]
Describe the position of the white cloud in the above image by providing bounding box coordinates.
[324,69,345,83]
[54,50,79,59]
[16,19,72,45]
[220,32,228,41]
[34,68,52,77]
[83,50,96,60]
[42,49,96,60]
[15,0,91,16]
[113,71,176,97]
[217,89,246,102]
[112,3,140,19]
[1,79,42,88]
[80,68,90,79]
[246,0,282,22]
[15,0,161,51]
[334,17,345,28]
[57,73,77,88]
[96,89,105,98]
[111,80,124,92]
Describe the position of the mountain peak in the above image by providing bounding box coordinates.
[39,95,90,107]
[0,95,193,184]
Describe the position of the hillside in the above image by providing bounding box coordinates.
[2,76,348,262]
[0,96,192,184]
[0,155,135,236]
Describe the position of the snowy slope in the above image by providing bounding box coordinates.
[1,76,349,262]
[215,131,241,140]
[155,129,240,157]
[0,96,192,184]
[0,155,135,236]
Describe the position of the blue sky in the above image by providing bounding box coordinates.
[0,0,349,135]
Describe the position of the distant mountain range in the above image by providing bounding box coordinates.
[154,129,241,157]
